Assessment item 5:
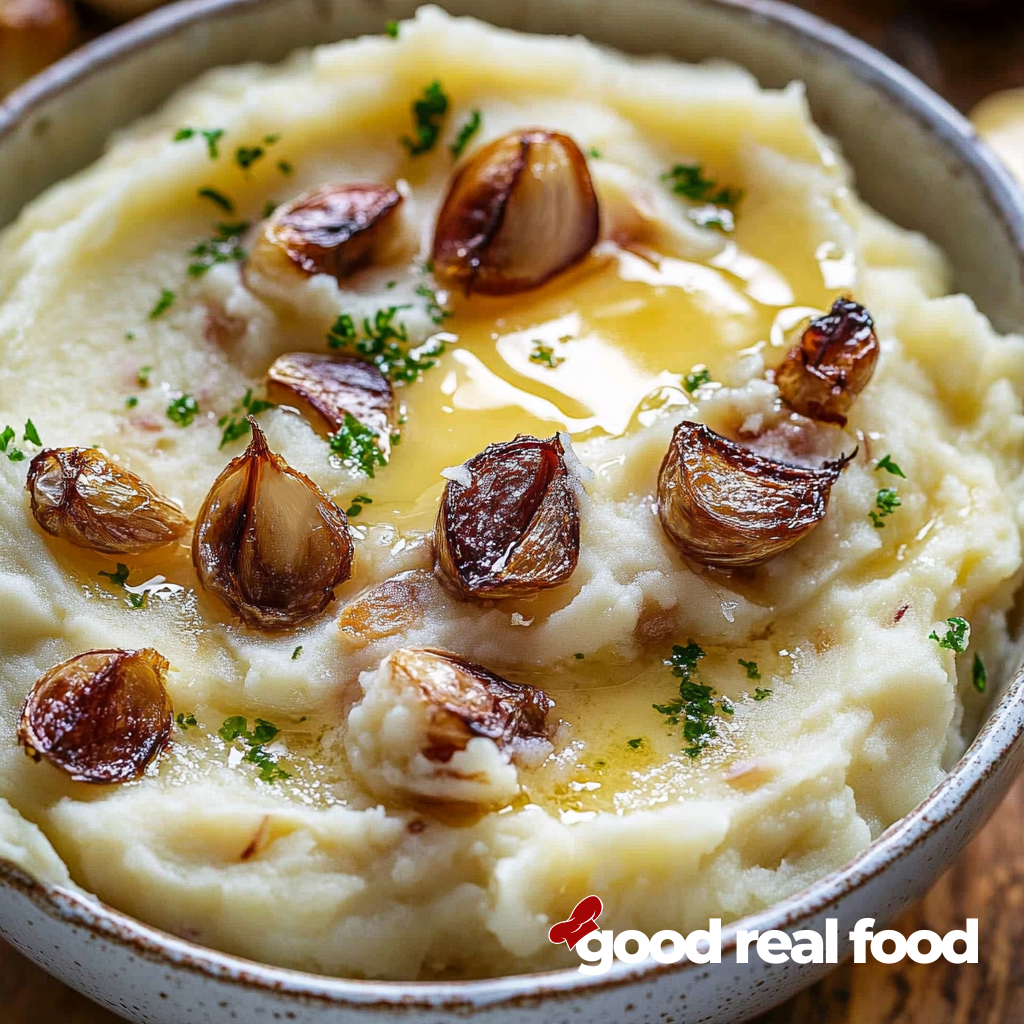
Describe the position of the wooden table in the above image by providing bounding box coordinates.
[6,1,1024,1021]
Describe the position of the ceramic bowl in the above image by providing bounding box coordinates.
[2,1,1024,1022]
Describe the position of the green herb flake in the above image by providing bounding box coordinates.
[930,616,970,654]
[128,592,148,610]
[174,127,225,160]
[875,454,906,479]
[385,18,399,37]
[263,134,281,146]
[449,109,482,158]
[345,494,373,517]
[188,222,250,277]
[124,330,136,341]
[218,716,249,743]
[529,341,564,369]
[262,200,279,219]
[176,712,198,730]
[588,147,601,159]
[653,641,731,758]
[327,313,358,350]
[125,396,139,409]
[7,449,25,462]
[972,653,987,694]
[198,187,234,213]
[235,145,265,171]
[136,366,152,387]
[683,366,712,393]
[868,486,901,529]
[662,164,742,205]
[217,716,290,781]
[326,305,446,384]
[415,283,452,325]
[218,388,276,448]
[149,289,176,319]
[574,652,585,660]
[738,658,760,681]
[626,737,644,750]
[23,419,41,446]
[277,160,293,176]
[167,394,200,428]
[292,645,303,661]
[0,426,13,451]
[98,563,131,588]
[245,745,291,783]
[753,687,773,701]
[402,81,449,156]
[330,413,388,478]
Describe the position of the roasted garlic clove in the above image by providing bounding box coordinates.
[0,0,77,98]
[26,447,191,554]
[433,434,580,600]
[432,129,599,295]
[775,298,879,426]
[192,419,353,629]
[18,648,172,784]
[266,352,394,453]
[345,647,555,805]
[249,184,403,282]
[658,421,852,569]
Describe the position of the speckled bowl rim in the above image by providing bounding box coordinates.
[2,0,1024,1011]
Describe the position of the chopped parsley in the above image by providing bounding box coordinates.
[973,653,987,694]
[662,164,742,232]
[588,147,601,159]
[262,200,279,219]
[529,341,564,369]
[188,222,249,277]
[124,330,136,341]
[385,18,399,37]
[876,454,906,479]
[176,712,198,730]
[414,283,452,325]
[125,396,139,409]
[684,366,712,393]
[653,641,732,758]
[137,366,152,387]
[6,449,25,462]
[219,716,289,783]
[869,487,901,528]
[574,652,585,660]
[326,306,446,384]
[449,109,482,158]
[235,145,265,171]
[23,419,41,446]
[738,658,760,681]
[277,160,293,176]
[401,81,449,156]
[174,127,225,159]
[753,687,773,701]
[626,737,644,750]
[149,288,176,319]
[330,413,388,477]
[98,563,131,587]
[167,394,200,427]
[930,616,970,654]
[0,426,13,451]
[218,388,275,448]
[345,493,373,517]
[292,645,303,661]
[198,187,234,213]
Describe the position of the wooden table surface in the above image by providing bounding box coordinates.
[7,0,1024,1021]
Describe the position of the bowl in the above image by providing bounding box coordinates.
[2,1,1024,1022]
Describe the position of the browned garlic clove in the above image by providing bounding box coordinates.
[0,0,77,98]
[775,298,879,426]
[658,421,852,569]
[266,352,394,454]
[250,184,403,281]
[345,647,555,805]
[26,447,191,554]
[433,434,581,600]
[432,129,600,296]
[18,648,172,784]
[192,419,353,629]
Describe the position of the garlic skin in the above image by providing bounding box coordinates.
[250,184,403,283]
[266,352,394,452]
[26,447,191,554]
[658,421,852,569]
[775,298,879,426]
[192,419,353,629]
[345,647,554,806]
[432,128,599,295]
[433,434,581,600]
[18,648,172,784]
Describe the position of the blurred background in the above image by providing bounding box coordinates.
[4,0,1024,1022]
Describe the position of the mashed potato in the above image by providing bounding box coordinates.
[1,7,1023,980]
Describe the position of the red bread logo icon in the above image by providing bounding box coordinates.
[548,895,604,949]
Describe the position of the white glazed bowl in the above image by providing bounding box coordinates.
[2,2,1024,1022]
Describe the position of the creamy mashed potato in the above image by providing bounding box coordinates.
[1,7,1023,980]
